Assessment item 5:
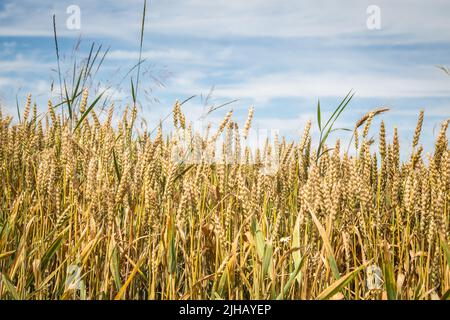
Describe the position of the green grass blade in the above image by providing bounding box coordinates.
[53,14,63,103]
[74,90,106,132]
[383,244,397,300]
[323,90,353,130]
[317,99,322,131]
[135,0,147,103]
[262,243,273,276]
[112,149,121,181]
[167,215,177,275]
[276,254,305,300]
[131,77,136,105]
[441,288,450,300]
[63,80,72,120]
[316,263,366,300]
[110,245,122,291]
[440,235,450,267]
[93,46,110,79]
[15,94,21,123]
[40,234,64,272]
[52,90,82,110]
[308,207,340,280]
[1,273,20,299]
[317,91,354,159]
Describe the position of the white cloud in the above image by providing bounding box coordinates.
[107,47,233,68]
[108,49,198,61]
[0,77,12,88]
[1,0,450,44]
[167,70,450,104]
[34,80,52,96]
[0,55,52,72]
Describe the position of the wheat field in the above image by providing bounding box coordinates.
[0,90,449,300]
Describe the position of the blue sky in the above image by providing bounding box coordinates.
[0,0,449,155]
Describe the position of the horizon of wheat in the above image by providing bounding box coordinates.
[0,93,449,300]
